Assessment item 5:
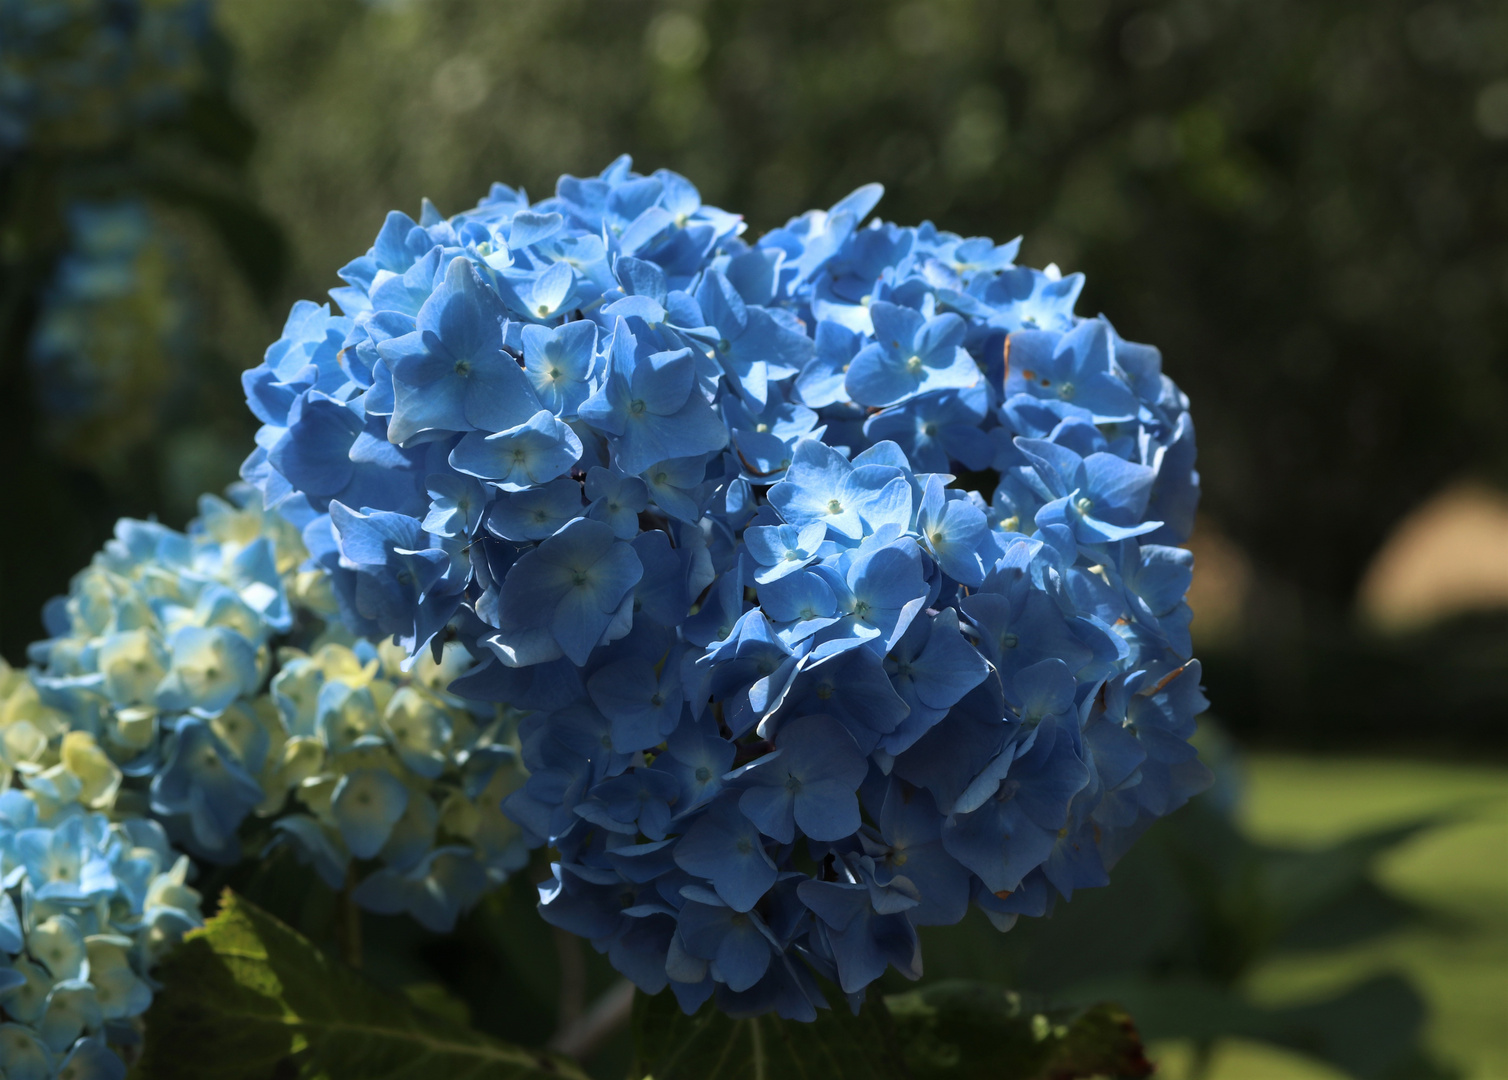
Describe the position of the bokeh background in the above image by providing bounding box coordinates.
[3,1,1505,1077]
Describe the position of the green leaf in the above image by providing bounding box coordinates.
[136,890,588,1080]
[1073,974,1458,1080]
[1258,812,1465,936]
[628,981,1151,1080]
[628,987,907,1080]
[883,980,1154,1080]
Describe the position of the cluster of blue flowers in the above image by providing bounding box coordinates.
[4,485,530,941]
[243,157,1209,1019]
[0,0,211,165]
[0,674,204,1079]
[26,200,188,466]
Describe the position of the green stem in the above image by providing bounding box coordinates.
[337,871,363,969]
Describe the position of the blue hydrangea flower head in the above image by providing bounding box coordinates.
[238,157,1208,1018]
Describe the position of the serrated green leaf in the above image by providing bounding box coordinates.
[136,890,587,1080]
[883,980,1154,1080]
[628,981,1151,1080]
[628,988,907,1080]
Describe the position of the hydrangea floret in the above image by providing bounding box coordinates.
[241,156,1210,1020]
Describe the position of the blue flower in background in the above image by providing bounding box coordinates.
[154,626,260,715]
[331,768,411,859]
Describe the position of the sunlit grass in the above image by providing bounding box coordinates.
[1148,1037,1349,1080]
[1157,755,1508,1080]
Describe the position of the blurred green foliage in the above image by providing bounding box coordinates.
[1239,755,1508,1080]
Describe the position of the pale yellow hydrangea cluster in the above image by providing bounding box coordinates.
[260,637,532,913]
[0,486,530,940]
